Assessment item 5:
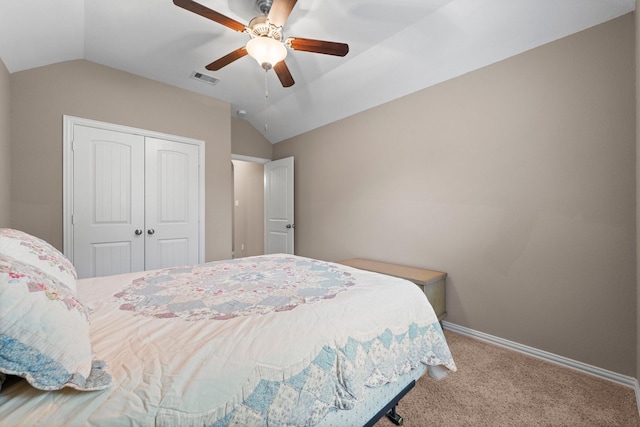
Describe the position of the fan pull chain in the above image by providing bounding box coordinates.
[264,68,269,132]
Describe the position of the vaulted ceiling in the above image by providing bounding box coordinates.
[0,0,634,143]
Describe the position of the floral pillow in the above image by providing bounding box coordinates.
[0,228,77,294]
[0,254,110,391]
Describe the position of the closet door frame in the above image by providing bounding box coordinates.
[62,115,205,266]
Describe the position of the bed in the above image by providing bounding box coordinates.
[0,228,456,426]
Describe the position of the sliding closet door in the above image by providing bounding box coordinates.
[72,125,146,278]
[144,137,200,270]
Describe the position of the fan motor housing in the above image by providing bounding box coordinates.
[248,15,283,41]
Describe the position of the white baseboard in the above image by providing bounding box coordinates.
[442,321,638,391]
[636,380,640,417]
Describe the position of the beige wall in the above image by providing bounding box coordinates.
[0,57,10,227]
[636,2,640,388]
[275,14,636,376]
[232,160,265,258]
[231,117,272,160]
[10,60,232,261]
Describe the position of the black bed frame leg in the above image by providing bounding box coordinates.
[363,380,414,427]
[386,404,404,426]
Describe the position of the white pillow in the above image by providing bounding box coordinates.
[0,228,77,293]
[0,254,110,391]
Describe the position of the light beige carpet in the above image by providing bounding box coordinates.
[376,330,639,427]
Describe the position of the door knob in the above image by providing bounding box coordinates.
[285,224,295,229]
[134,229,143,236]
[147,229,155,235]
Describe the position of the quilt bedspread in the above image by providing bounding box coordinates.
[0,254,455,426]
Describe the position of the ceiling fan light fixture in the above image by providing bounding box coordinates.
[246,36,287,69]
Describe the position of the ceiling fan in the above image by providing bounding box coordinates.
[173,0,349,87]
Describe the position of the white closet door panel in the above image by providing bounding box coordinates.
[91,241,132,277]
[73,125,145,278]
[145,137,200,270]
[158,238,189,267]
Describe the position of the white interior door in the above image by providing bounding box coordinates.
[72,125,145,278]
[144,137,200,270]
[264,157,294,254]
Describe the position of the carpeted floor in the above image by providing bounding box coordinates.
[376,330,640,427]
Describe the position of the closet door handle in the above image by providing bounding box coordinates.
[147,229,155,235]
[134,229,143,236]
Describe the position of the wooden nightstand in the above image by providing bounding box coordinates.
[338,258,447,320]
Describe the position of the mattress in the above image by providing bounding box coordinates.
[0,254,455,426]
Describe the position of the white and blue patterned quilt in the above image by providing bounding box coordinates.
[0,254,456,426]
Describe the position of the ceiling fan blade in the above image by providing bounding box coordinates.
[205,47,248,71]
[287,37,349,57]
[274,61,295,87]
[267,0,297,27]
[173,0,246,32]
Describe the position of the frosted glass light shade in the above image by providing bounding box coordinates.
[246,37,287,68]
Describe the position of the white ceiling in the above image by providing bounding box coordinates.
[0,0,634,143]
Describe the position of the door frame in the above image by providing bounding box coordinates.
[63,115,206,265]
[231,154,270,257]
[231,154,271,165]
